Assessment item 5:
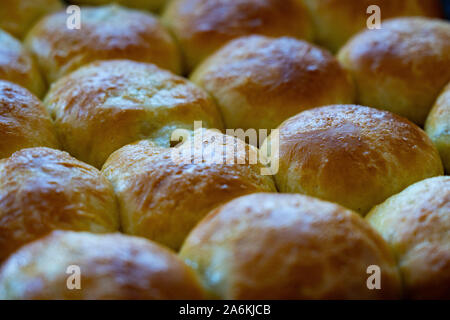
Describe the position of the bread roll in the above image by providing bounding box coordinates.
[302,0,443,53]
[69,0,167,12]
[0,0,62,39]
[0,148,119,263]
[426,83,450,173]
[191,35,355,131]
[44,60,223,169]
[0,29,45,97]
[0,80,58,159]
[366,177,450,299]
[338,18,450,126]
[102,129,276,250]
[25,5,181,84]
[263,105,443,214]
[180,193,402,299]
[0,231,206,299]
[162,0,314,72]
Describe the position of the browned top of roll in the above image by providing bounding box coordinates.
[180,193,402,299]
[0,148,119,263]
[0,231,206,299]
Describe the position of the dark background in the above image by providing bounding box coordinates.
[444,0,450,19]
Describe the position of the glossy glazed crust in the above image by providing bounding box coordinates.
[102,130,277,250]
[366,177,450,299]
[426,83,450,173]
[191,35,355,131]
[268,105,443,214]
[0,148,120,263]
[338,18,450,126]
[69,0,168,12]
[0,81,58,159]
[0,231,206,299]
[302,0,443,52]
[180,193,402,299]
[25,5,181,83]
[0,30,45,97]
[162,0,314,72]
[44,60,223,169]
[0,0,62,39]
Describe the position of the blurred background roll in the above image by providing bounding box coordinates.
[102,129,276,250]
[0,80,58,159]
[263,105,443,215]
[162,0,314,72]
[0,148,119,263]
[25,5,181,84]
[366,177,450,299]
[0,231,206,299]
[0,0,62,39]
[338,18,450,126]
[44,60,223,169]
[301,0,443,53]
[0,29,45,98]
[68,0,168,12]
[426,82,450,173]
[191,35,355,132]
[180,193,402,299]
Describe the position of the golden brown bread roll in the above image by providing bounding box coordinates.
[162,0,314,72]
[301,0,443,53]
[426,83,450,173]
[0,0,62,39]
[0,80,58,159]
[263,105,443,214]
[191,35,355,131]
[366,177,450,299]
[69,0,167,12]
[44,60,223,169]
[180,193,402,299]
[0,231,206,299]
[0,147,119,263]
[338,18,450,126]
[0,29,45,97]
[102,129,276,250]
[25,5,181,84]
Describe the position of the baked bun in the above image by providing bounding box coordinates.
[102,129,276,250]
[25,5,181,84]
[0,80,58,159]
[0,231,206,299]
[338,18,450,126]
[0,148,119,263]
[426,83,450,173]
[263,105,443,214]
[44,60,223,169]
[162,0,314,72]
[0,29,45,97]
[180,193,402,299]
[366,176,450,299]
[0,0,62,39]
[191,35,355,131]
[302,0,443,53]
[69,0,167,12]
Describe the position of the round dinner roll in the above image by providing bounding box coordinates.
[0,80,58,159]
[426,83,450,173]
[180,193,402,299]
[0,29,45,97]
[102,129,276,250]
[366,177,450,299]
[44,60,223,169]
[338,18,450,126]
[0,0,62,39]
[263,105,444,215]
[301,0,443,53]
[162,0,314,72]
[0,231,206,299]
[191,35,355,131]
[0,147,119,263]
[68,0,167,12]
[25,5,181,84]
